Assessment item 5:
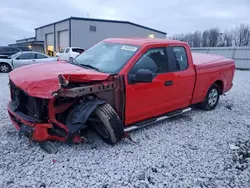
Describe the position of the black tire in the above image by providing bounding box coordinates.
[0,63,11,73]
[92,103,124,145]
[201,83,220,111]
[39,141,58,154]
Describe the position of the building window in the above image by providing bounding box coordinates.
[89,25,96,32]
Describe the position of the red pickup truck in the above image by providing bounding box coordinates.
[7,38,235,152]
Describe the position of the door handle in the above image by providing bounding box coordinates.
[164,80,173,86]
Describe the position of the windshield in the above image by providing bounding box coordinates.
[10,52,22,59]
[74,41,140,73]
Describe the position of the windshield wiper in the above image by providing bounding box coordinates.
[79,64,100,71]
[69,58,78,65]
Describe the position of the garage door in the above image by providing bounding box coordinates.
[45,33,54,56]
[58,30,69,51]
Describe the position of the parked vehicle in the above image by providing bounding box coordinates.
[56,47,85,61]
[0,51,58,72]
[0,46,32,59]
[7,38,235,153]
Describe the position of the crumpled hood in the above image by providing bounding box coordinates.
[9,61,110,99]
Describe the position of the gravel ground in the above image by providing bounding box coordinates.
[0,70,250,188]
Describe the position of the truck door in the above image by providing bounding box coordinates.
[125,46,171,125]
[124,45,195,125]
[164,45,196,109]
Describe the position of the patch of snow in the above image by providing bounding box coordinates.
[0,70,250,187]
[229,144,240,150]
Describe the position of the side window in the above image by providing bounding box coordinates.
[172,47,188,71]
[1,47,12,53]
[17,53,35,60]
[35,53,48,59]
[65,48,70,53]
[129,48,168,75]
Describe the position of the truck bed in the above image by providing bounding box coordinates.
[192,52,233,69]
[192,53,232,68]
[191,52,235,105]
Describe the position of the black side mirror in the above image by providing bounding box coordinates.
[132,69,153,83]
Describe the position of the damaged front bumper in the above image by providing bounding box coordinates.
[7,100,83,143]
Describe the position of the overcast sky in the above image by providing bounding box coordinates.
[0,0,249,45]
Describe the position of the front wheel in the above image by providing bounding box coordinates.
[0,63,11,73]
[201,83,220,111]
[92,103,124,145]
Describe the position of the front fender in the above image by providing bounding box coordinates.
[65,98,105,135]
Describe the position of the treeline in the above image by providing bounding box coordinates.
[170,24,250,47]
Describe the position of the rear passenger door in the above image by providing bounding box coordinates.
[162,45,196,110]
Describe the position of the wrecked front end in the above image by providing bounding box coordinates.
[7,74,125,145]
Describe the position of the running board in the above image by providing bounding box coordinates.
[124,107,191,132]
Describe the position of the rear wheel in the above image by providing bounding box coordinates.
[0,63,11,73]
[92,103,124,145]
[201,83,220,111]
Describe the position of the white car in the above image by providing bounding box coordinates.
[0,51,58,73]
[56,47,85,61]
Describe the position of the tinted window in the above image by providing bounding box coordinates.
[65,48,70,53]
[18,53,35,60]
[129,48,168,74]
[72,48,84,53]
[0,47,12,52]
[35,53,48,59]
[172,47,188,71]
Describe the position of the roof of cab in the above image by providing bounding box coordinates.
[104,38,188,46]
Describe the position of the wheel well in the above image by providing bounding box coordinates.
[214,80,223,94]
[0,62,11,67]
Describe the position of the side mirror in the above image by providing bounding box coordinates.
[133,69,153,83]
[15,57,20,60]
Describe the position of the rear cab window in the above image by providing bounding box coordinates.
[167,46,188,72]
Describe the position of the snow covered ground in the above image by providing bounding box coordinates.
[0,70,250,188]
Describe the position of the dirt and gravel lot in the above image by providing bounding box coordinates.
[0,70,250,188]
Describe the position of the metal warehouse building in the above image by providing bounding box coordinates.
[10,17,166,55]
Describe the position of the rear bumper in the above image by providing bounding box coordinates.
[7,101,66,142]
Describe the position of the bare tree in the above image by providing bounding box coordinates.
[202,30,209,47]
[171,33,185,41]
[192,31,202,47]
[181,33,193,47]
[223,31,233,47]
[208,28,220,47]
[170,23,250,47]
[233,24,250,46]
